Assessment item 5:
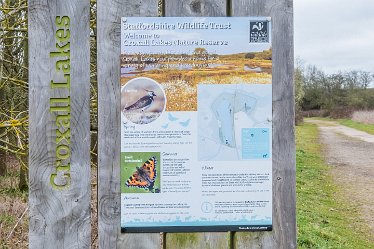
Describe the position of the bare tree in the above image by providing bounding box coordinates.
[0,0,28,186]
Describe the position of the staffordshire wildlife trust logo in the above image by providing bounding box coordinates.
[249,21,269,43]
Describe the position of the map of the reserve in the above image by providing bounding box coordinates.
[198,84,272,161]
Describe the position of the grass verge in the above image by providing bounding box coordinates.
[338,119,374,135]
[304,117,374,134]
[296,123,373,248]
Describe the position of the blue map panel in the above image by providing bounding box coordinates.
[242,128,270,159]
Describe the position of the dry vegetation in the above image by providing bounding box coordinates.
[0,0,29,246]
[1,0,99,247]
[0,160,98,248]
[352,110,374,124]
[0,156,28,248]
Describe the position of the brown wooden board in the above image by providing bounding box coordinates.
[28,0,91,248]
[97,0,160,248]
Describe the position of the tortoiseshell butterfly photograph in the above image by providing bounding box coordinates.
[121,152,161,193]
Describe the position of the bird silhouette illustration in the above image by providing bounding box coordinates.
[179,119,191,127]
[252,22,264,31]
[168,113,179,121]
[124,89,156,112]
[161,123,169,129]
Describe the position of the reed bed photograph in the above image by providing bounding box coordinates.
[120,49,272,111]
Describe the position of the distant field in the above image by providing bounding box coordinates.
[305,115,374,135]
[296,123,373,248]
[338,119,374,135]
[337,110,374,134]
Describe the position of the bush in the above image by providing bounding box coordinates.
[329,107,354,119]
[302,109,330,118]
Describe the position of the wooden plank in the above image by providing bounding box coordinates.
[28,0,91,248]
[166,0,227,16]
[232,0,296,248]
[164,0,229,247]
[96,1,160,248]
[165,233,230,249]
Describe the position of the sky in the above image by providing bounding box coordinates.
[294,0,374,76]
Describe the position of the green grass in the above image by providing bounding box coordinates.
[0,214,15,226]
[0,186,27,199]
[296,123,373,248]
[338,119,374,135]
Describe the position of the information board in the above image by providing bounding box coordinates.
[120,17,272,232]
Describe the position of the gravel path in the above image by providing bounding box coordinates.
[306,119,374,236]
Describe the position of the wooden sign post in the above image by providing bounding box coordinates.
[26,0,295,247]
[28,0,91,248]
[98,0,295,248]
